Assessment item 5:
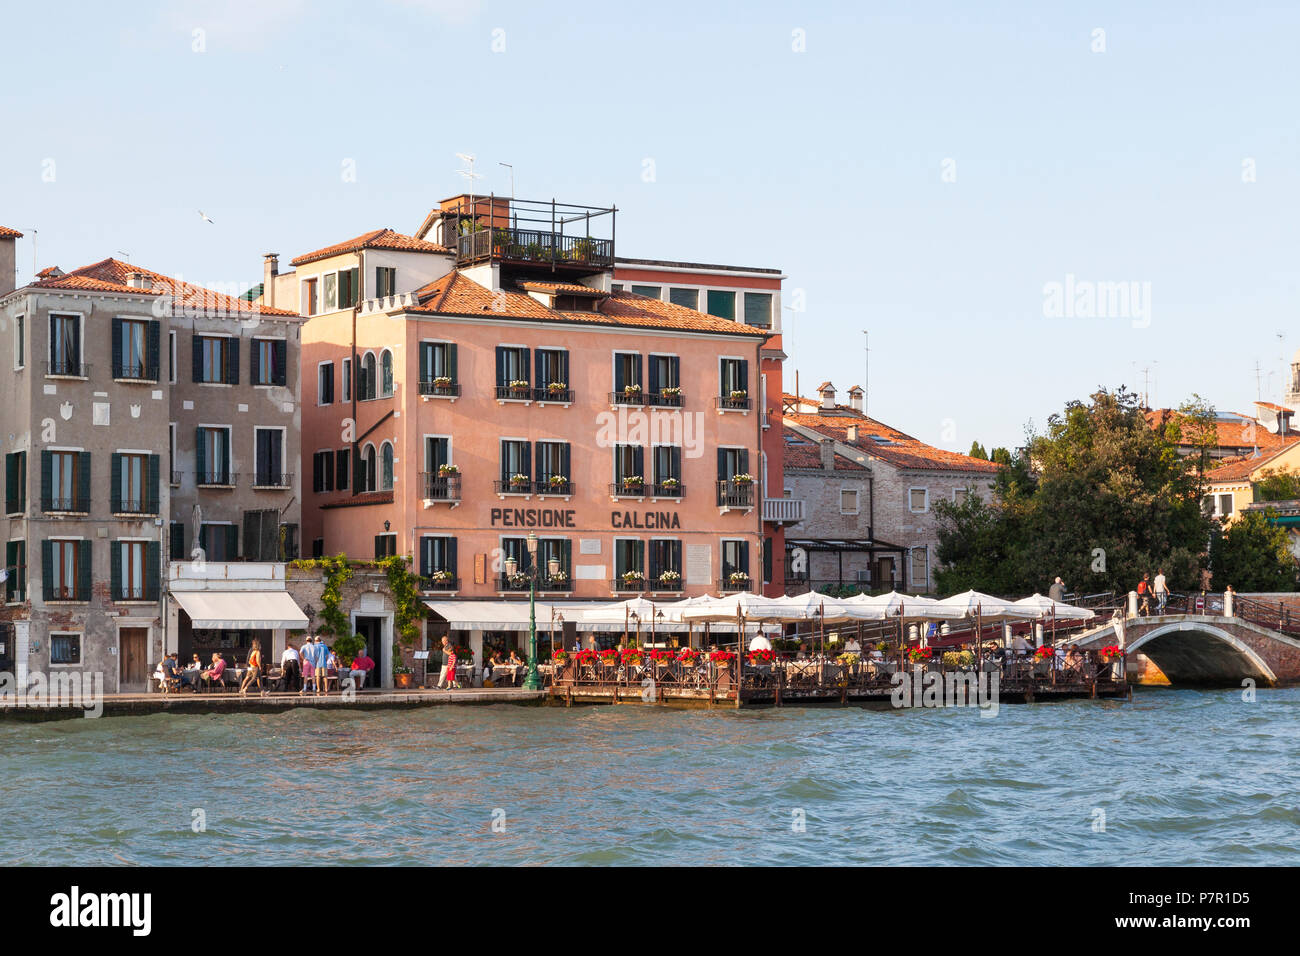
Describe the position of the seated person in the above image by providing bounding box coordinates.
[507,649,524,666]
[180,653,203,690]
[200,653,227,689]
[349,650,375,689]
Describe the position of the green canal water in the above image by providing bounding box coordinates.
[1,688,1297,866]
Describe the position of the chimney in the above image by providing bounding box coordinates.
[263,253,279,309]
[819,438,835,471]
[848,385,863,413]
[0,228,21,297]
[846,424,859,443]
[818,381,836,410]
[127,271,151,290]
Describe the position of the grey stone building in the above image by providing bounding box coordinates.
[783,383,1001,594]
[0,243,303,692]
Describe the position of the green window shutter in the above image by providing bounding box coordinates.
[111,318,123,376]
[226,338,240,385]
[374,535,383,560]
[41,540,53,601]
[77,541,92,601]
[273,340,287,386]
[195,428,206,481]
[146,542,160,601]
[192,335,203,382]
[448,343,458,382]
[110,541,122,600]
[146,321,160,378]
[110,453,122,513]
[225,525,238,560]
[78,452,91,512]
[170,522,185,562]
[40,450,52,510]
[706,290,736,320]
[4,453,16,513]
[147,455,160,512]
[250,340,261,384]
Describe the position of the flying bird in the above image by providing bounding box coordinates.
[197,210,215,224]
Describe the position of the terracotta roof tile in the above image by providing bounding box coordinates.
[1146,408,1293,453]
[0,226,23,239]
[783,427,868,471]
[785,403,1002,474]
[28,258,300,317]
[1205,441,1300,483]
[519,281,607,297]
[404,272,770,337]
[290,228,449,267]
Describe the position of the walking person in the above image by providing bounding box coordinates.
[1153,568,1169,614]
[436,636,460,690]
[1048,576,1066,603]
[239,640,264,696]
[1136,573,1151,617]
[299,639,316,696]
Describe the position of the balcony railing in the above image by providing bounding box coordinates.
[609,389,645,406]
[44,582,90,602]
[421,472,462,502]
[610,480,647,498]
[457,226,613,270]
[716,480,755,509]
[112,362,160,382]
[422,575,460,592]
[495,478,534,495]
[495,384,534,401]
[651,482,684,499]
[197,470,238,488]
[418,380,461,398]
[763,497,806,523]
[720,576,752,593]
[611,576,646,593]
[716,394,752,412]
[252,471,293,489]
[646,391,684,408]
[113,584,157,602]
[111,494,160,516]
[41,493,89,513]
[44,359,88,378]
[496,572,571,592]
[536,386,574,403]
[537,478,573,496]
[649,574,684,592]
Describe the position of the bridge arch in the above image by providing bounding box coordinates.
[1126,621,1276,686]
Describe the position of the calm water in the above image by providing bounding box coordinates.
[2,688,1297,866]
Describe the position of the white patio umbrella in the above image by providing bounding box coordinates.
[1014,593,1095,646]
[934,589,1041,662]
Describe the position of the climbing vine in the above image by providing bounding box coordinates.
[291,554,353,639]
[376,555,425,672]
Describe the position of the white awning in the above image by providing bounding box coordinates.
[424,599,778,633]
[172,590,308,630]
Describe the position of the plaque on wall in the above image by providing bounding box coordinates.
[685,544,712,586]
[579,539,602,555]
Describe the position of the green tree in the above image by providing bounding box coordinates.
[1252,468,1300,503]
[1174,393,1219,487]
[968,441,988,460]
[1209,509,1298,591]
[990,447,1012,467]
[935,387,1211,596]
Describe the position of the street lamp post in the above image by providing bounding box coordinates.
[523,531,560,691]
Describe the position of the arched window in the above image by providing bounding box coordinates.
[362,443,376,492]
[380,441,394,491]
[361,352,377,401]
[380,349,394,397]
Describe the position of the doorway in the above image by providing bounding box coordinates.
[355,616,384,689]
[119,627,149,691]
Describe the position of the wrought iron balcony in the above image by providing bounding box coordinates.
[537,478,573,496]
[609,479,647,498]
[716,480,755,509]
[197,470,238,488]
[651,481,684,499]
[649,574,684,592]
[112,361,160,382]
[495,478,534,496]
[418,379,461,398]
[252,471,293,490]
[111,494,161,516]
[720,576,752,593]
[495,384,534,401]
[716,394,752,412]
[611,576,646,593]
[609,389,646,406]
[44,359,88,378]
[421,472,462,503]
[41,493,89,514]
[646,391,684,408]
[422,574,460,592]
[536,386,574,403]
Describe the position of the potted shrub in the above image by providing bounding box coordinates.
[622,383,642,398]
[659,477,680,492]
[437,463,460,476]
[621,475,644,492]
[546,381,568,395]
[573,237,596,261]
[508,472,530,490]
[620,569,643,588]
[728,571,749,587]
[547,474,569,489]
[731,473,754,485]
[661,385,682,398]
[657,569,681,587]
[508,379,530,396]
[429,569,454,585]
[729,389,747,401]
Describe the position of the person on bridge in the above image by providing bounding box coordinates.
[1049,577,1066,603]
[1136,573,1151,616]
[1153,568,1169,614]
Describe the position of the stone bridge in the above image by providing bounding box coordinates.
[1066,614,1300,686]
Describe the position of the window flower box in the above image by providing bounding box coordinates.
[621,475,644,491]
[730,473,754,485]
[508,473,530,489]
[437,463,460,475]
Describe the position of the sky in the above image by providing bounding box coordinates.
[2,0,1297,452]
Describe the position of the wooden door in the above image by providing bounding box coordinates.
[119,627,149,688]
